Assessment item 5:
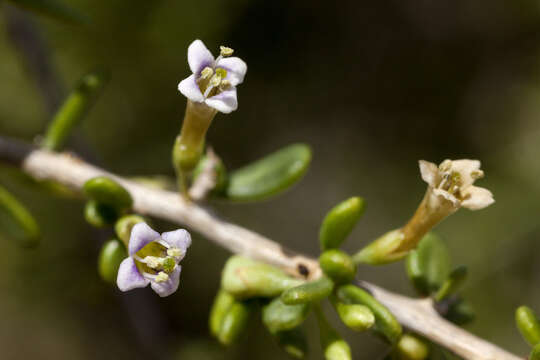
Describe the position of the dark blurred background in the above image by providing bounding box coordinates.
[1,0,539,359]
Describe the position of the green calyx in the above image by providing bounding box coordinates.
[84,200,118,227]
[319,249,356,284]
[332,299,374,332]
[114,215,146,245]
[353,229,406,265]
[217,300,252,346]
[98,238,127,283]
[221,256,303,299]
[396,334,429,360]
[319,196,365,250]
[83,176,133,212]
[281,276,334,305]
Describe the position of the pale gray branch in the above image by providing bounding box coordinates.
[0,136,522,360]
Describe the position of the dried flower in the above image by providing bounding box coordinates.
[117,222,191,297]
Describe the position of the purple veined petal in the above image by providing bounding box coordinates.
[117,257,150,291]
[178,74,205,103]
[151,266,182,297]
[129,222,160,255]
[188,39,215,75]
[205,88,238,114]
[215,57,247,86]
[161,229,192,260]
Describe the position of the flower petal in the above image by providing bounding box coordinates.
[205,88,238,113]
[151,266,182,297]
[178,74,204,103]
[188,39,215,75]
[461,186,494,210]
[117,257,150,291]
[450,159,482,188]
[129,222,160,255]
[433,188,459,206]
[216,57,247,86]
[161,229,191,260]
[419,160,438,187]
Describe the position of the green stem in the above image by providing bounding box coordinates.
[0,184,40,246]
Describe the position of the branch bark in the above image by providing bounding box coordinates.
[0,136,522,360]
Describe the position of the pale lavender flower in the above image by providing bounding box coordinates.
[117,222,191,297]
[178,39,247,114]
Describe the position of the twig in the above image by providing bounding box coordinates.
[0,135,522,360]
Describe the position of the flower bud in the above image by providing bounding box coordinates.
[209,289,235,337]
[319,250,356,284]
[319,197,365,250]
[115,215,146,245]
[83,176,133,212]
[221,256,303,299]
[98,238,127,283]
[396,334,429,360]
[281,276,334,305]
[352,230,405,265]
[217,300,252,345]
[275,328,308,359]
[84,200,117,227]
[516,306,540,346]
[336,285,402,344]
[333,301,374,332]
[262,297,310,334]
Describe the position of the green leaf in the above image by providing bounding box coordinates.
[84,201,118,228]
[98,239,127,283]
[444,298,475,326]
[42,70,107,151]
[281,276,334,305]
[319,197,365,250]
[0,185,40,247]
[319,249,357,284]
[7,0,89,24]
[274,328,308,359]
[336,285,402,344]
[405,233,451,296]
[217,300,252,346]
[209,289,235,337]
[83,176,133,212]
[262,297,310,334]
[315,306,352,360]
[224,144,311,202]
[434,266,468,302]
[531,343,540,360]
[516,306,540,346]
[221,256,303,299]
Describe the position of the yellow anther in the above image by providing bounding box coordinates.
[471,170,484,179]
[167,248,183,257]
[201,67,214,79]
[439,160,452,172]
[146,256,162,269]
[220,79,231,89]
[220,46,234,57]
[155,272,169,283]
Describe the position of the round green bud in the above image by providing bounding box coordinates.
[98,238,127,283]
[262,297,310,334]
[396,334,429,360]
[319,249,357,284]
[84,201,118,228]
[83,176,133,212]
[114,215,145,244]
[325,339,351,360]
[335,302,374,332]
[209,290,235,337]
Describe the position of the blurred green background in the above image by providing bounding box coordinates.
[1,0,540,359]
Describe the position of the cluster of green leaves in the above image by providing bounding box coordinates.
[515,306,540,359]
[403,233,474,359]
[209,197,415,360]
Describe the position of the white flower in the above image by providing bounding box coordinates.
[419,159,494,211]
[178,39,247,114]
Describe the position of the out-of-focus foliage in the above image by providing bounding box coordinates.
[1,0,540,359]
